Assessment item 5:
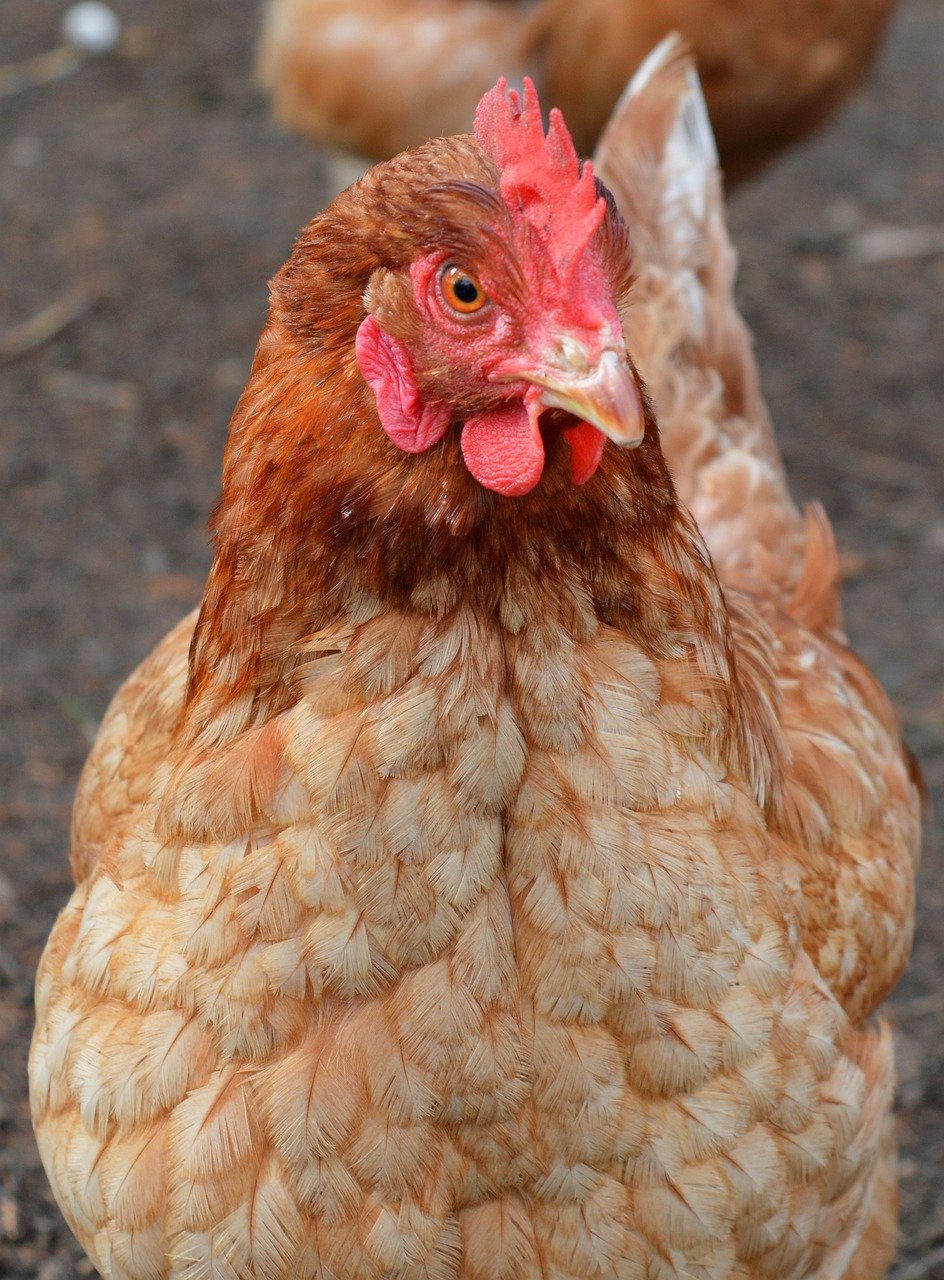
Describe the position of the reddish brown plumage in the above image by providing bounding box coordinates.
[256,0,899,181]
[185,133,643,751]
[33,51,918,1280]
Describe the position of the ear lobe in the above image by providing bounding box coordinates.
[355,315,450,454]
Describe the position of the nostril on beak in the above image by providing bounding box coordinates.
[557,336,591,374]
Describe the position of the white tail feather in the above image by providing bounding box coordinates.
[594,36,811,610]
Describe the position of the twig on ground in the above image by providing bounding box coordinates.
[895,990,944,1016]
[848,225,944,266]
[890,1242,944,1280]
[45,368,140,413]
[0,288,99,363]
[0,46,83,97]
[820,439,933,490]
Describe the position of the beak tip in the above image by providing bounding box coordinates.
[510,346,647,448]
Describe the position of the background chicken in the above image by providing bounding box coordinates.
[257,0,899,180]
[29,40,919,1280]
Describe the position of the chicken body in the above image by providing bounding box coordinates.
[31,47,918,1280]
[258,0,897,180]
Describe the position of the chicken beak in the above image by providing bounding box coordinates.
[521,348,646,447]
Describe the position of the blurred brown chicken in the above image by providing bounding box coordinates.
[257,0,898,180]
[31,40,919,1280]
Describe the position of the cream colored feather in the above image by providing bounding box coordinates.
[31,43,918,1280]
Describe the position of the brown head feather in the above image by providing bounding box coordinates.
[175,131,774,827]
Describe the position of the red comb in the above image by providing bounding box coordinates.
[474,78,605,282]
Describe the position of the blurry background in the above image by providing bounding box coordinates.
[0,1,942,1275]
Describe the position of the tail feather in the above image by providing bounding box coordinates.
[595,38,813,615]
[596,35,718,280]
[598,36,716,241]
[787,502,843,636]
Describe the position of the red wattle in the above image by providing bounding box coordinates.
[461,402,545,497]
[563,420,606,485]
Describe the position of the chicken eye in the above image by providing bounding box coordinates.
[440,265,487,315]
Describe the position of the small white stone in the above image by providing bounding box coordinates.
[61,2,121,56]
[10,137,43,168]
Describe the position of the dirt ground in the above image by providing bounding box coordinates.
[0,1,942,1275]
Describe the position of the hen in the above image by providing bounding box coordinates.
[257,0,898,181]
[31,42,919,1280]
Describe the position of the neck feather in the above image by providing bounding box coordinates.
[182,335,734,752]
